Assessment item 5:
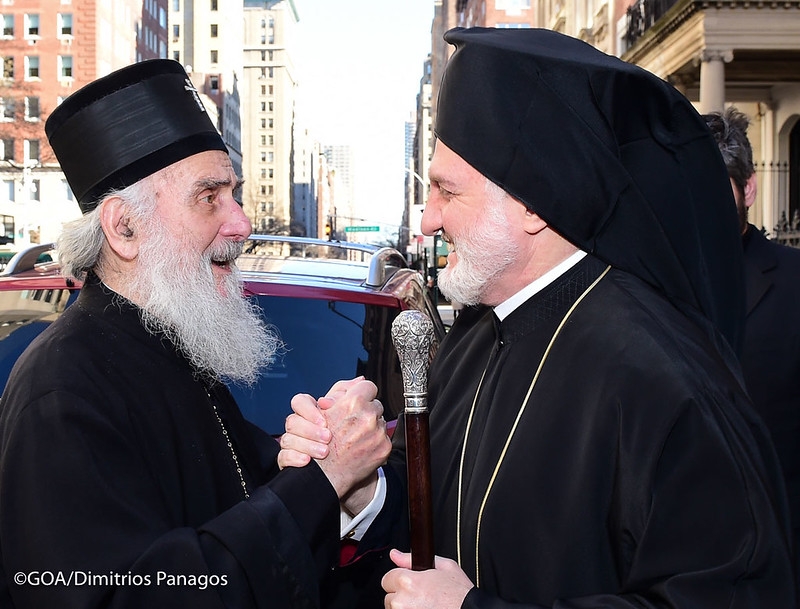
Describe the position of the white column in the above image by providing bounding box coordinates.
[698,49,733,114]
[760,104,776,232]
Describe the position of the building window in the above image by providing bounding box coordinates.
[1,139,13,161]
[210,50,218,63]
[25,56,39,80]
[210,0,218,10]
[268,101,273,112]
[260,135,266,146]
[1,97,14,120]
[59,56,73,79]
[210,24,218,37]
[268,118,273,128]
[2,56,12,79]
[209,75,219,92]
[267,152,274,162]
[172,24,179,39]
[25,14,39,37]
[159,7,167,28]
[25,96,39,120]
[62,179,73,201]
[261,85,266,95]
[29,179,40,201]
[172,0,180,10]
[2,15,13,37]
[3,179,14,202]
[24,139,39,163]
[58,13,73,37]
[260,168,266,178]
[172,50,180,61]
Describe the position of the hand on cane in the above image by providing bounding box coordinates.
[382,549,474,609]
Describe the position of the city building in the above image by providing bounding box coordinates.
[170,0,243,178]
[402,112,416,257]
[292,125,318,237]
[0,0,168,250]
[241,0,298,235]
[457,0,537,28]
[407,55,434,264]
[321,144,355,236]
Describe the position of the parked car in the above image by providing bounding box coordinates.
[0,236,445,435]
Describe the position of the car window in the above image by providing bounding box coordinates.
[230,294,405,435]
[0,288,78,389]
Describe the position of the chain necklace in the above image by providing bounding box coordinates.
[207,390,250,500]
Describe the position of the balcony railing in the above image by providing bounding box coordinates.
[753,161,800,247]
[624,0,680,48]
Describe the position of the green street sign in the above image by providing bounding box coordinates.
[344,226,380,232]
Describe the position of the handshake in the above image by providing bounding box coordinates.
[278,376,391,515]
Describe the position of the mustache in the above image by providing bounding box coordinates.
[205,240,244,263]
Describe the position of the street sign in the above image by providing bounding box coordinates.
[344,226,380,232]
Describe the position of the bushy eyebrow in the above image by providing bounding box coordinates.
[191,176,244,197]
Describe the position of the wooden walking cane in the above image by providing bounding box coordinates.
[391,310,435,571]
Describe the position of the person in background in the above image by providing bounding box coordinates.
[0,59,391,609]
[280,28,798,608]
[705,106,800,579]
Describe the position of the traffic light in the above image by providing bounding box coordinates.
[325,222,331,239]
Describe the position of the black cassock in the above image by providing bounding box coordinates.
[0,275,340,609]
[366,255,797,608]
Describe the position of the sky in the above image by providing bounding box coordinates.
[291,0,435,236]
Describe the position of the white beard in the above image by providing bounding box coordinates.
[125,224,281,386]
[437,186,520,307]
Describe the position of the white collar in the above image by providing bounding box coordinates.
[493,251,587,321]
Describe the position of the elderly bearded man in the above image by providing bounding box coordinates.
[0,60,390,609]
[280,28,798,608]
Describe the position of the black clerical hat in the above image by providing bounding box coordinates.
[436,27,744,353]
[45,59,227,213]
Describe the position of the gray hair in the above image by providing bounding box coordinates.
[702,107,754,196]
[57,176,158,281]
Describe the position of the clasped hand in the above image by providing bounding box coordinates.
[279,378,475,609]
[280,377,391,512]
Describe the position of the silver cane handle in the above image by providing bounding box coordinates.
[391,310,435,414]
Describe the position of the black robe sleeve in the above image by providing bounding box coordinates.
[0,389,339,609]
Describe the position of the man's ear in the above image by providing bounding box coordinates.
[520,205,548,235]
[743,172,757,209]
[99,196,139,261]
